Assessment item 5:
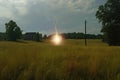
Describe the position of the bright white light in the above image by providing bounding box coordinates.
[52,34,62,45]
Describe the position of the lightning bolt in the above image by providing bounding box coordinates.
[54,21,58,35]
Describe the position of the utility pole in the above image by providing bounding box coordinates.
[85,20,87,46]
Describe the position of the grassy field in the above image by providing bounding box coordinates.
[0,39,120,80]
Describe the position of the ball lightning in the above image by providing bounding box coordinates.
[51,26,62,45]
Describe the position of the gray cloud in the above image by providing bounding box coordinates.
[0,0,107,34]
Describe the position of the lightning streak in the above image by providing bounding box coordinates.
[51,23,62,45]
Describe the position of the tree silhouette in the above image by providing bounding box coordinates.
[96,0,120,45]
[5,20,22,41]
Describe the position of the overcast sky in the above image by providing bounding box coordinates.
[0,0,107,35]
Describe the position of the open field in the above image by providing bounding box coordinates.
[0,39,120,80]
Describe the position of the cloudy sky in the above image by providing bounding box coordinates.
[0,0,107,35]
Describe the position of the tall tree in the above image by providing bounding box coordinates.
[5,20,22,41]
[96,0,120,45]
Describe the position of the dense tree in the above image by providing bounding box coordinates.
[5,20,22,41]
[96,0,120,45]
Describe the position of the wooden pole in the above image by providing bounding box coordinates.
[85,20,87,46]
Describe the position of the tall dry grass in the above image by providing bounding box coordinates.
[0,39,120,80]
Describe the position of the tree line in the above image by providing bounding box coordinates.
[2,20,103,42]
[47,33,103,39]
[61,33,102,39]
[3,20,42,42]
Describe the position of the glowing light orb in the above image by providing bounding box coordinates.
[52,34,62,45]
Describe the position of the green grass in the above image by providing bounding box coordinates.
[0,39,120,80]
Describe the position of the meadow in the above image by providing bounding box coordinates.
[0,39,120,80]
